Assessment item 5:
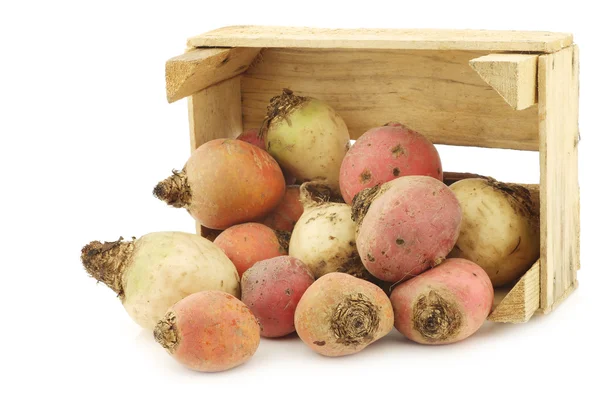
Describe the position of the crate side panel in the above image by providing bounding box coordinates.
[241,48,538,150]
[538,45,580,312]
[188,26,572,53]
[488,260,540,323]
[188,76,243,151]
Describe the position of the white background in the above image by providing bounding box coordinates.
[1,1,598,399]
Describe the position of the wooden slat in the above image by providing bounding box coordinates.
[469,54,538,110]
[187,26,572,53]
[166,47,260,103]
[188,76,243,152]
[241,48,539,150]
[488,260,540,323]
[538,45,580,313]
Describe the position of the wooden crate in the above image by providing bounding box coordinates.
[164,26,580,324]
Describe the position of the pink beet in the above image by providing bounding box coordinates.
[390,258,494,345]
[339,123,442,204]
[353,175,461,283]
[241,256,314,337]
[236,128,266,150]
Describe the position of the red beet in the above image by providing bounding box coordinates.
[339,123,442,204]
[241,256,314,337]
[353,176,462,283]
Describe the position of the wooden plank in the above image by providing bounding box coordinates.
[469,54,538,110]
[488,260,540,323]
[188,26,572,53]
[241,48,539,150]
[166,47,260,103]
[187,76,243,152]
[538,45,580,312]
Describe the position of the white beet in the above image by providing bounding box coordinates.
[81,231,240,330]
[449,178,540,287]
[288,182,370,279]
[260,89,350,192]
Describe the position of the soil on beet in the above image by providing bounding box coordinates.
[259,88,308,138]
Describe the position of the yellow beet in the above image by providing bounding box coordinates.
[294,272,393,357]
[449,178,540,287]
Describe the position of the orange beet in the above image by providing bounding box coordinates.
[153,291,260,372]
[214,223,289,276]
[260,186,303,232]
[154,139,285,230]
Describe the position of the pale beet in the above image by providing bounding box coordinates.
[294,272,394,357]
[449,178,540,287]
[353,176,462,283]
[81,232,240,330]
[154,291,260,372]
[154,139,285,230]
[260,186,303,232]
[390,258,493,345]
[289,182,371,280]
[340,123,443,204]
[241,256,314,338]
[214,222,289,276]
[260,89,350,192]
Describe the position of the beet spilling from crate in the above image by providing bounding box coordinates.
[161,26,579,324]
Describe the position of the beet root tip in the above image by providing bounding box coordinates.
[154,311,179,353]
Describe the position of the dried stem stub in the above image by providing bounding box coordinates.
[484,177,540,221]
[412,290,462,342]
[299,181,344,209]
[153,311,180,353]
[274,230,291,253]
[259,88,308,138]
[80,237,136,297]
[351,184,387,229]
[330,293,380,346]
[153,169,192,208]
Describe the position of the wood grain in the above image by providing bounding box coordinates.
[188,76,243,152]
[166,47,260,103]
[469,54,538,110]
[241,48,539,150]
[187,25,572,53]
[538,45,580,312]
[488,260,540,323]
